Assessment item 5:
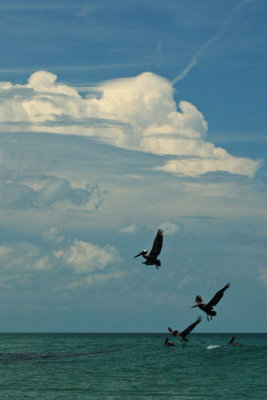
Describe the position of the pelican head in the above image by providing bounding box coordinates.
[191,295,203,307]
[134,250,147,258]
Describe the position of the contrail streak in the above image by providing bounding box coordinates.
[172,0,255,85]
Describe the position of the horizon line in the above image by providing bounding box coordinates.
[0,332,266,335]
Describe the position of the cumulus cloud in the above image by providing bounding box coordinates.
[0,176,97,210]
[0,70,261,177]
[53,238,124,289]
[42,227,64,245]
[54,238,121,274]
[0,233,124,291]
[0,243,52,274]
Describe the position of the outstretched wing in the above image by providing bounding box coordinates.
[148,229,163,259]
[195,295,204,305]
[180,316,202,338]
[207,283,230,308]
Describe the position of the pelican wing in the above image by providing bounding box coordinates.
[206,283,230,308]
[164,337,170,346]
[148,229,163,259]
[180,316,202,338]
[195,295,204,305]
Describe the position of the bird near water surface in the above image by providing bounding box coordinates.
[134,228,163,269]
[228,336,243,346]
[167,316,202,347]
[191,283,230,320]
[164,337,176,347]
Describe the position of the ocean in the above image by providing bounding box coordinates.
[0,333,266,399]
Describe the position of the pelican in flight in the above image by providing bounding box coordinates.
[134,228,163,269]
[191,283,230,321]
[167,316,202,347]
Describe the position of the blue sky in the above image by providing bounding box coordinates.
[0,0,266,333]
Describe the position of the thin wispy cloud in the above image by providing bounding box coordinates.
[172,0,256,85]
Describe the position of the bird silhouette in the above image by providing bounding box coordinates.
[192,283,230,320]
[134,228,163,269]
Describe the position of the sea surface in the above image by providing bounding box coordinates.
[0,333,266,399]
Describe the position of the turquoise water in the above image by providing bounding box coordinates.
[0,333,266,399]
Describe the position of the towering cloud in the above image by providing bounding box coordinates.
[0,71,261,177]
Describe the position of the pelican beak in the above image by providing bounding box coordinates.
[191,305,198,308]
[134,251,143,258]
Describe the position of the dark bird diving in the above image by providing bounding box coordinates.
[134,228,163,269]
[167,316,202,347]
[191,283,230,321]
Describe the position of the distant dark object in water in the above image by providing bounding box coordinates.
[228,336,243,346]
[0,349,119,363]
[134,228,163,269]
[167,316,202,347]
[191,283,230,321]
[164,337,175,347]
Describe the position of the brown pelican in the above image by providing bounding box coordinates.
[191,283,230,321]
[134,228,163,269]
[228,336,243,346]
[167,316,202,347]
[164,337,175,347]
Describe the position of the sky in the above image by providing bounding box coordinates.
[0,0,266,333]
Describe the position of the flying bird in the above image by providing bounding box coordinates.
[191,283,230,320]
[134,228,163,269]
[167,316,202,347]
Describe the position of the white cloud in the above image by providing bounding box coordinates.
[0,70,261,177]
[119,224,137,234]
[0,243,52,274]
[0,235,124,291]
[53,238,124,288]
[0,176,97,210]
[54,239,122,274]
[158,153,261,177]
